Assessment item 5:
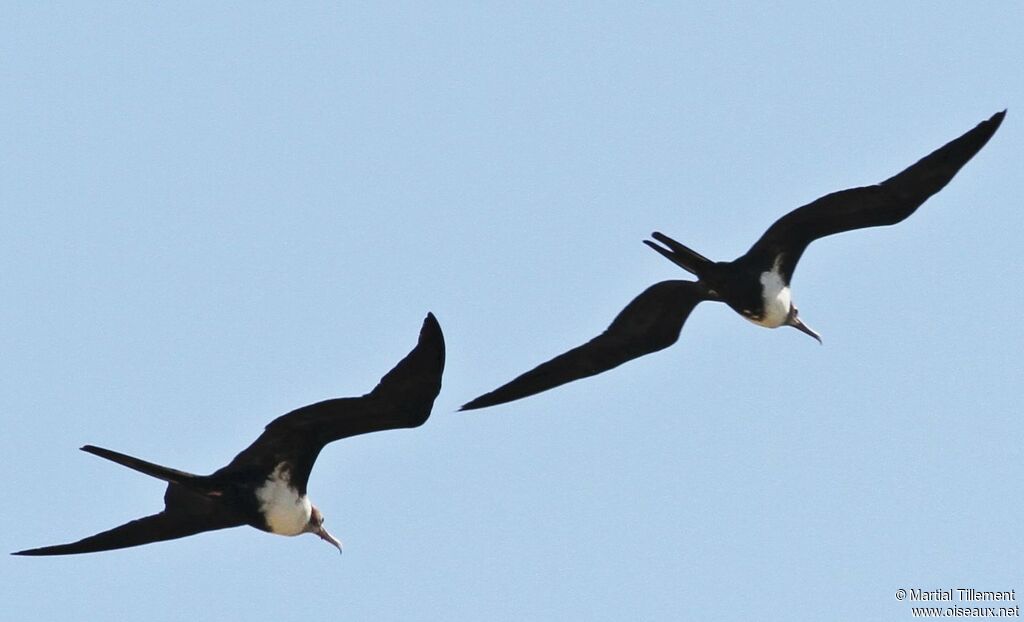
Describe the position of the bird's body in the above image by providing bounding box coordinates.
[14,313,445,556]
[462,111,1006,411]
[255,463,313,536]
[748,259,792,328]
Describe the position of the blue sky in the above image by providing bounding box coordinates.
[2,3,1021,620]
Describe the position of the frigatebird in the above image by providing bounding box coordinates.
[14,313,445,556]
[462,111,1005,411]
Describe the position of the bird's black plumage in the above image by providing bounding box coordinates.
[14,313,445,556]
[216,313,445,496]
[462,111,1005,411]
[462,281,707,410]
[743,110,1007,282]
[12,483,248,556]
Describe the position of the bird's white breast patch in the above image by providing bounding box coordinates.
[753,261,792,328]
[255,463,311,536]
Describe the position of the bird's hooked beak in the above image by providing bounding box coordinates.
[307,506,343,554]
[314,524,343,555]
[787,308,822,344]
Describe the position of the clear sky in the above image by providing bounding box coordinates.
[2,3,1021,621]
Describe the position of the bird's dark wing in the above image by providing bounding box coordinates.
[461,280,708,410]
[213,313,445,491]
[12,484,245,556]
[745,110,1005,280]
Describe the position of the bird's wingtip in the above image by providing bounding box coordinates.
[414,312,445,358]
[459,392,510,411]
[420,312,442,339]
[986,110,1007,127]
[459,396,492,411]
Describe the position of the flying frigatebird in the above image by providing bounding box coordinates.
[14,313,444,556]
[462,111,1005,411]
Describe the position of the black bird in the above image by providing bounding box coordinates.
[14,314,445,556]
[462,111,1005,411]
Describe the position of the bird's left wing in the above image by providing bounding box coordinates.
[12,484,245,556]
[214,313,445,489]
[461,280,708,410]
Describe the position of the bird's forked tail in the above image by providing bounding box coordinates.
[81,445,203,487]
[644,231,713,277]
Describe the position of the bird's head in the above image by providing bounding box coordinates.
[304,505,342,554]
[785,305,822,344]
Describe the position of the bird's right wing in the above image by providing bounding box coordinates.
[214,313,445,490]
[12,484,245,556]
[461,280,708,410]
[746,110,1005,281]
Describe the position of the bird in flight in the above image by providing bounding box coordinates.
[14,313,445,556]
[462,111,1005,411]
